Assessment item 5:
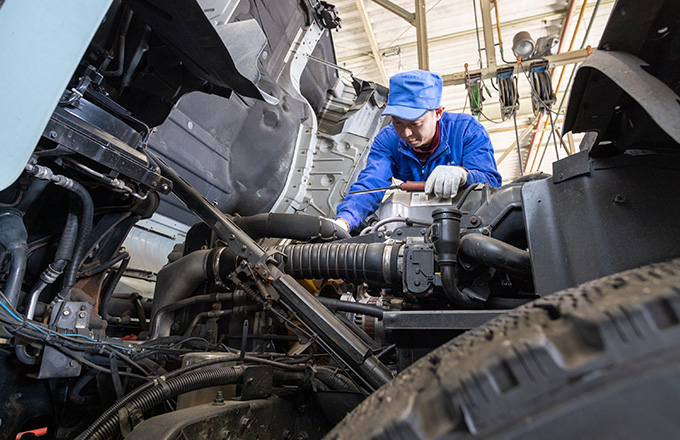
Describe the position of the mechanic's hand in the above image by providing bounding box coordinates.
[332,217,350,233]
[425,165,468,199]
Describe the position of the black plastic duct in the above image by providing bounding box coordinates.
[459,233,532,279]
[431,208,479,308]
[232,213,350,241]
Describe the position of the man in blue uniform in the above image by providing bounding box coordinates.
[333,69,502,233]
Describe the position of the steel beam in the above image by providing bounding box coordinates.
[355,0,390,85]
[478,0,497,69]
[370,0,415,25]
[338,8,569,64]
[441,48,592,86]
[414,0,429,70]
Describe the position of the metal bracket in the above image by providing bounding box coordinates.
[240,366,273,401]
[564,50,680,145]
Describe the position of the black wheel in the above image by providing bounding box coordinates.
[325,259,680,440]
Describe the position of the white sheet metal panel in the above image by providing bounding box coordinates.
[0,0,113,191]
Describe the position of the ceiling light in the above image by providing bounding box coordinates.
[512,31,535,60]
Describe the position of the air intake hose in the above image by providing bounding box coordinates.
[272,242,401,285]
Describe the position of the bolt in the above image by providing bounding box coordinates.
[69,360,78,368]
[49,130,58,139]
[296,433,309,440]
[241,245,247,252]
[151,181,158,188]
[229,235,235,240]
[396,229,402,236]
[160,183,169,192]
[614,194,626,205]
[377,232,383,238]
[297,403,307,414]
[558,173,564,180]
[63,308,71,316]
[213,390,225,405]
[220,429,230,439]
[78,311,87,319]
[240,416,250,428]
[470,217,479,225]
[414,280,421,286]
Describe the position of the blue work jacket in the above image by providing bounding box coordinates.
[336,112,501,230]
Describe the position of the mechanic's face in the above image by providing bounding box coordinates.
[391,107,444,149]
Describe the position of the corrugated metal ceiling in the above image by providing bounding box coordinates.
[328,0,616,181]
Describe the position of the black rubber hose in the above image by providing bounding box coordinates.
[55,207,79,262]
[0,209,28,307]
[23,164,95,301]
[316,296,384,319]
[59,182,94,300]
[99,255,130,323]
[85,367,243,440]
[440,265,480,308]
[274,243,401,284]
[26,208,80,318]
[79,250,130,278]
[315,368,361,392]
[459,233,532,279]
[232,213,350,241]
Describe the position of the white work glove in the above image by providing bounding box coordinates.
[425,165,468,199]
[332,217,350,233]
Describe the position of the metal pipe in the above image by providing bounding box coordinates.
[472,0,484,69]
[316,297,385,319]
[414,0,429,70]
[370,0,415,24]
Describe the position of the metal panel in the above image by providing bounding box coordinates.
[0,0,113,191]
[522,150,680,295]
[383,310,505,330]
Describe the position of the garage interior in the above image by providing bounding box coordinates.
[331,0,615,181]
[1,1,679,439]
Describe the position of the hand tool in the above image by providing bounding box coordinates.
[348,181,425,195]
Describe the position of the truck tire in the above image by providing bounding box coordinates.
[325,259,680,440]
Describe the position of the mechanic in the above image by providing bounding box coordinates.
[333,69,502,233]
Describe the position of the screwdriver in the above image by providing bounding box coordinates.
[348,181,426,195]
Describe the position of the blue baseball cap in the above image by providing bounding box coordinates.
[383,70,443,121]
